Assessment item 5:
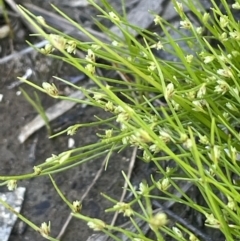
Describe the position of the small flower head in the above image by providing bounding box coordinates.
[7,180,17,191]
[114,105,124,114]
[138,182,149,195]
[227,195,236,211]
[116,112,130,123]
[135,129,152,143]
[39,221,51,238]
[72,200,82,213]
[156,178,171,191]
[202,13,210,24]
[206,164,216,177]
[45,152,71,164]
[67,125,80,136]
[33,166,42,175]
[220,15,229,29]
[198,134,209,145]
[149,212,168,230]
[229,30,240,40]
[45,154,58,163]
[208,145,221,163]
[226,102,238,111]
[115,106,134,119]
[197,84,206,98]
[223,112,229,119]
[196,27,203,35]
[166,167,172,173]
[98,129,113,143]
[85,63,95,74]
[219,32,228,42]
[174,2,183,15]
[105,129,113,138]
[42,82,59,97]
[217,68,232,78]
[109,12,120,22]
[66,40,77,54]
[180,20,192,29]
[153,15,161,25]
[186,91,195,100]
[93,92,106,101]
[91,44,101,50]
[149,143,161,154]
[105,101,115,112]
[192,100,205,112]
[143,150,152,162]
[225,146,238,163]
[203,55,215,64]
[87,219,106,231]
[36,16,46,25]
[165,83,175,100]
[113,202,134,217]
[214,80,229,94]
[230,87,239,97]
[185,54,193,63]
[171,99,180,111]
[220,53,231,62]
[127,56,133,62]
[213,145,221,160]
[130,129,152,147]
[148,62,157,72]
[182,138,193,149]
[189,233,200,241]
[40,43,54,54]
[232,2,240,9]
[221,53,230,61]
[159,129,172,143]
[140,51,148,58]
[85,49,95,63]
[151,41,163,50]
[120,123,128,131]
[49,34,66,51]
[122,135,130,145]
[172,227,183,238]
[205,213,220,227]
[112,40,119,46]
[58,151,72,164]
[179,133,188,142]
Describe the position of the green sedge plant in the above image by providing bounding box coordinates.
[1,0,240,240]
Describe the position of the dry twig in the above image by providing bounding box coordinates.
[110,147,137,226]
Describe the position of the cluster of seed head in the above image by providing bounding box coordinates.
[41,34,77,55]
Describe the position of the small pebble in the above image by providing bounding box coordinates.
[16,91,21,96]
[68,138,75,149]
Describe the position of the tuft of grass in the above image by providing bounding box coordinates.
[21,89,51,135]
[1,0,240,240]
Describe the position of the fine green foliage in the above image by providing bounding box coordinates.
[21,89,51,135]
[1,0,240,240]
